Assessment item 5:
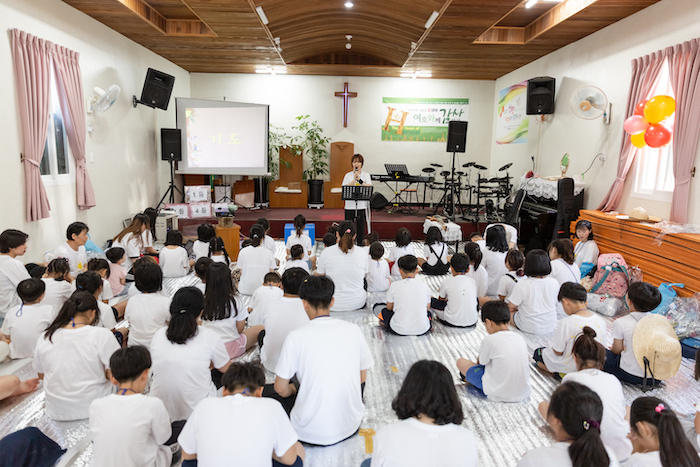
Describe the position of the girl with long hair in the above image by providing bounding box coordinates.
[112,213,150,271]
[465,242,488,298]
[237,225,277,295]
[481,224,509,297]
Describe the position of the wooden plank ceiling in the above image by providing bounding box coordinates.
[61,0,659,80]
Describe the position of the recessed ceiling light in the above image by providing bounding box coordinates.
[400,70,432,79]
[345,2,354,8]
[525,0,538,8]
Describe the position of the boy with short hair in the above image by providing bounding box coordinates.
[89,346,172,467]
[373,255,431,336]
[456,301,530,402]
[604,281,663,384]
[179,362,304,467]
[534,282,608,375]
[430,253,479,327]
[125,261,171,348]
[274,275,374,446]
[0,278,53,359]
[193,257,214,294]
[46,222,89,279]
[247,271,283,322]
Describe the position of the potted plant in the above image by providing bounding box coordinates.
[291,115,332,207]
[255,124,288,206]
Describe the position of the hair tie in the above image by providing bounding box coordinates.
[253,234,259,238]
[179,309,187,314]
[346,229,351,234]
[77,285,83,290]
[583,419,600,431]
[655,403,666,413]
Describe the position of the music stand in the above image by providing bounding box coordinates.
[385,164,409,179]
[342,185,374,234]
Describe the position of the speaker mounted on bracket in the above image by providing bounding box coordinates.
[526,77,556,115]
[133,68,176,110]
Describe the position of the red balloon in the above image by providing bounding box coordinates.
[634,100,648,116]
[644,124,672,148]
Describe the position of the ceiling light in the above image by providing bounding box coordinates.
[424,11,439,29]
[255,6,269,25]
[525,0,538,8]
[346,43,352,49]
[400,70,432,79]
[255,66,287,74]
[345,1,354,7]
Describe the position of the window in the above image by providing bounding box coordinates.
[40,69,73,185]
[633,58,675,201]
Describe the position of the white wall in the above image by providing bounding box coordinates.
[190,74,495,203]
[0,0,190,262]
[491,0,700,223]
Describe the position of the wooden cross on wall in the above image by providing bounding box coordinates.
[335,82,357,128]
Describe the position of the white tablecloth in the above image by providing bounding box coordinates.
[423,219,462,242]
[517,175,585,201]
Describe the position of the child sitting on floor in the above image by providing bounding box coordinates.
[208,237,230,266]
[456,301,530,402]
[159,230,192,278]
[285,214,313,266]
[431,253,479,328]
[1,278,53,359]
[247,272,283,326]
[87,258,114,304]
[573,220,599,269]
[75,271,123,341]
[179,362,304,467]
[388,227,414,281]
[322,232,336,247]
[374,255,431,336]
[534,282,608,376]
[193,257,213,294]
[40,258,72,311]
[366,242,390,310]
[418,226,450,276]
[89,346,172,467]
[193,223,216,260]
[257,218,277,256]
[604,282,662,385]
[498,249,526,301]
[106,247,128,297]
[285,245,309,273]
[465,242,488,298]
[124,261,171,348]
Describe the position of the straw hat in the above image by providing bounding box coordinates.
[628,206,662,223]
[633,314,682,380]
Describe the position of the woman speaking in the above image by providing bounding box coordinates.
[341,154,372,245]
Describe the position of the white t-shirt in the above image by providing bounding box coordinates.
[563,369,632,461]
[373,418,479,467]
[497,271,527,300]
[1,303,55,359]
[542,313,609,374]
[178,394,298,467]
[125,293,171,348]
[276,317,374,445]
[96,301,118,330]
[550,258,582,287]
[517,441,620,467]
[100,278,114,302]
[259,296,310,373]
[0,255,30,316]
[366,258,390,293]
[342,170,372,210]
[284,259,309,273]
[33,326,120,421]
[508,276,560,335]
[247,285,284,326]
[484,223,518,246]
[386,278,431,336]
[89,394,172,467]
[201,296,248,342]
[436,275,479,327]
[624,451,661,467]
[612,312,647,377]
[466,265,489,297]
[149,326,230,421]
[40,278,72,312]
[423,242,448,267]
[479,330,531,402]
[285,233,313,262]
[263,235,276,255]
[210,254,228,264]
[111,233,141,271]
[574,239,599,267]
[236,246,276,295]
[481,247,508,297]
[141,229,154,254]
[388,244,415,279]
[192,240,210,260]
[159,246,190,278]
[317,245,369,311]
[48,242,88,277]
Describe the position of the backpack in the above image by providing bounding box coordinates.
[590,253,629,298]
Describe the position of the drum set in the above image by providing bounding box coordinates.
[421,162,514,221]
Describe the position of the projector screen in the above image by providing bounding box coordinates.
[175,98,269,176]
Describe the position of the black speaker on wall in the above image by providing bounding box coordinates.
[161,128,182,161]
[133,68,176,110]
[526,77,556,115]
[446,121,468,152]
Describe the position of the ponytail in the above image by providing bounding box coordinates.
[337,221,356,254]
[571,326,606,370]
[294,214,306,237]
[75,271,103,296]
[167,287,203,344]
[630,397,700,467]
[45,291,99,342]
[249,225,264,248]
[465,242,483,271]
[47,258,70,281]
[208,237,230,265]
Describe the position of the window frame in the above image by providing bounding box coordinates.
[40,69,75,187]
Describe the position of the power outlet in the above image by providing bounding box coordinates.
[599,153,606,162]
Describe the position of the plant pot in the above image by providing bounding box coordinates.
[255,178,269,206]
[307,179,324,206]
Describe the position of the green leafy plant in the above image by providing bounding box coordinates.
[266,124,289,181]
[290,115,332,181]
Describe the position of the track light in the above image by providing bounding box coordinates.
[525,0,538,8]
[255,6,269,25]
[425,11,439,29]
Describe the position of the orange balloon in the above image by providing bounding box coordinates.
[644,95,676,124]
[631,131,647,148]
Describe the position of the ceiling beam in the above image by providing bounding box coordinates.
[117,0,217,37]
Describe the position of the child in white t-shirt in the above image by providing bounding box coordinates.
[74,271,130,346]
[368,360,478,467]
[573,220,599,268]
[457,301,530,402]
[33,290,120,420]
[273,275,374,446]
[193,223,216,260]
[1,278,54,359]
[87,258,114,304]
[89,346,172,467]
[431,253,478,327]
[286,214,314,266]
[40,258,72,312]
[465,242,488,297]
[498,249,526,301]
[106,247,128,297]
[507,249,560,335]
[193,257,213,294]
[375,255,431,336]
[125,261,171,348]
[247,272,283,326]
[534,282,608,376]
[237,225,277,295]
[284,245,310,273]
[388,227,414,280]
[366,242,390,310]
[208,237,231,265]
[159,230,192,278]
[179,362,304,467]
[257,218,280,266]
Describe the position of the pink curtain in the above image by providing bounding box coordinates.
[52,44,95,209]
[667,39,700,223]
[598,52,666,212]
[11,29,51,221]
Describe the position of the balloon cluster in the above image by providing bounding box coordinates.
[623,96,675,148]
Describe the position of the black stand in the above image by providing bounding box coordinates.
[342,185,373,238]
[433,151,462,221]
[156,159,184,210]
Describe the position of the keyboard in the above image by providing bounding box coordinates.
[370,174,434,183]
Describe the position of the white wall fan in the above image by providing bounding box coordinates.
[570,85,611,124]
[88,85,121,113]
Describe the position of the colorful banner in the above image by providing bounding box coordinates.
[496,82,529,144]
[381,98,469,142]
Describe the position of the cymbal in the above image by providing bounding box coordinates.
[473,164,487,171]
[462,162,475,168]
[422,167,436,173]
[488,177,507,183]
[430,163,443,167]
[455,171,465,176]
[477,177,489,183]
[499,162,513,171]
[440,171,450,177]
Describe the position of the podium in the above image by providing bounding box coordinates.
[342,185,373,240]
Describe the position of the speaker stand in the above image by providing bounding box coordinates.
[156,159,184,210]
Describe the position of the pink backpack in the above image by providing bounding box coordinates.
[590,253,629,298]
